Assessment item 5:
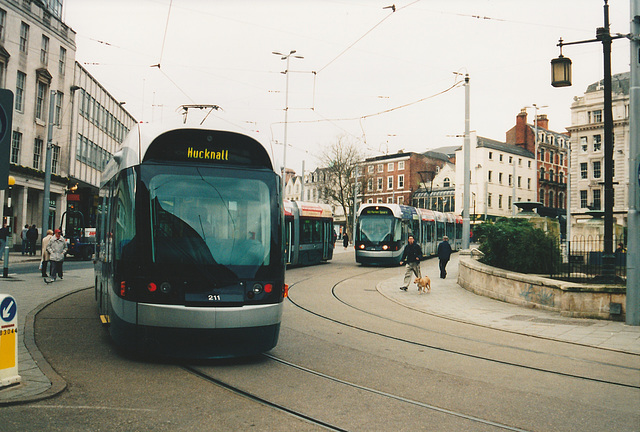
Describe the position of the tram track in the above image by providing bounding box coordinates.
[285,263,640,390]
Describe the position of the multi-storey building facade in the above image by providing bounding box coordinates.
[505,109,570,217]
[0,0,76,242]
[67,62,136,225]
[455,132,536,220]
[358,151,445,206]
[567,72,629,228]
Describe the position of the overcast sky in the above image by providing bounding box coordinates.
[62,0,632,172]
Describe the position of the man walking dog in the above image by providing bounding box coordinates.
[399,234,422,291]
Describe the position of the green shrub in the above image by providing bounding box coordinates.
[473,218,560,274]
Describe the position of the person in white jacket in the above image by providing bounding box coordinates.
[45,229,67,283]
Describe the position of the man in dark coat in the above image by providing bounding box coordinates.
[437,235,453,279]
[399,234,422,291]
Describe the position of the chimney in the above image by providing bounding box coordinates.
[536,114,549,130]
[515,109,527,145]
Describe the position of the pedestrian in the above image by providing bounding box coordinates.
[399,234,423,291]
[437,235,453,279]
[21,224,29,255]
[343,232,349,250]
[45,229,67,283]
[0,223,8,260]
[27,224,38,256]
[41,229,53,277]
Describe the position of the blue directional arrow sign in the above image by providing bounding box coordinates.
[0,296,16,323]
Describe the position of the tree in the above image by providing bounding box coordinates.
[319,135,367,239]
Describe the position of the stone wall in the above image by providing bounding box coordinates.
[458,256,626,320]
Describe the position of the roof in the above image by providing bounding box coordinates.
[422,150,452,162]
[585,72,629,95]
[476,136,535,158]
[364,152,415,163]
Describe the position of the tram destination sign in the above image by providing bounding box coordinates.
[361,207,393,216]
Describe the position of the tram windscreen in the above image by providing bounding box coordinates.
[147,168,272,277]
[357,216,400,243]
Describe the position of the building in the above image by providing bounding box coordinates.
[567,72,629,229]
[455,132,536,221]
[412,148,456,211]
[67,62,137,226]
[0,0,76,243]
[358,151,446,206]
[505,109,570,218]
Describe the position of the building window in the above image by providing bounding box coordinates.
[387,197,393,203]
[387,162,394,171]
[367,198,373,203]
[559,192,565,209]
[377,198,382,203]
[527,178,531,189]
[517,176,522,188]
[580,136,588,152]
[51,145,60,174]
[377,177,383,190]
[443,177,450,187]
[367,178,373,191]
[499,154,503,162]
[35,81,48,121]
[508,174,513,186]
[15,71,26,112]
[528,161,531,168]
[59,47,66,75]
[387,176,393,189]
[397,196,404,205]
[593,134,602,152]
[377,164,383,173]
[398,161,404,170]
[488,171,492,182]
[368,165,374,174]
[11,131,21,164]
[33,138,43,170]
[40,35,49,65]
[539,148,544,161]
[549,191,554,208]
[487,193,492,208]
[593,161,601,179]
[398,174,404,188]
[549,170,554,182]
[540,167,545,180]
[488,151,493,160]
[0,9,6,41]
[590,110,602,123]
[19,22,29,53]
[508,196,512,210]
[498,172,503,184]
[593,189,601,210]
[580,190,588,208]
[498,195,503,209]
[580,163,588,179]
[54,91,63,126]
[508,156,513,164]
[539,189,545,205]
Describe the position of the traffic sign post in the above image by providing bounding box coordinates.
[0,294,20,388]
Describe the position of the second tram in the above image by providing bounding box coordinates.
[94,125,285,359]
[355,203,462,265]
[284,200,334,266]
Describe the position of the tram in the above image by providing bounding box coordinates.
[94,125,285,358]
[355,203,462,266]
[284,200,334,266]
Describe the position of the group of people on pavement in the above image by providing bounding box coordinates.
[0,223,66,280]
[21,224,40,256]
[399,234,452,292]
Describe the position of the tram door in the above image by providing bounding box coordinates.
[285,218,293,264]
[322,220,332,260]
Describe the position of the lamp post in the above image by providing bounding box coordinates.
[550,0,626,284]
[272,50,304,193]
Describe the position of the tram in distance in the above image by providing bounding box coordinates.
[94,125,286,358]
[355,203,462,266]
[284,200,334,266]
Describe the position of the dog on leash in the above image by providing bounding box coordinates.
[414,276,431,294]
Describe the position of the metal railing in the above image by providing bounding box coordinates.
[549,236,626,282]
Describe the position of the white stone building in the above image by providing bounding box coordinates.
[455,132,537,221]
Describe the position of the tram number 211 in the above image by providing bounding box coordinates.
[208,295,221,301]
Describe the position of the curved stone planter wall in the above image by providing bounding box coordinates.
[458,256,626,320]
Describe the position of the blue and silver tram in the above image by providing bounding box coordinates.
[284,200,334,266]
[94,125,285,358]
[355,203,462,266]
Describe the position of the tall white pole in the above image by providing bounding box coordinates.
[41,90,56,237]
[462,74,471,249]
[626,0,639,325]
[283,54,290,193]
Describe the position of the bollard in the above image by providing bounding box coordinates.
[2,246,8,278]
[0,294,20,388]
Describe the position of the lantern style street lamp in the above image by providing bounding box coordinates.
[550,0,629,283]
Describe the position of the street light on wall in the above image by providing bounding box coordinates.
[272,50,304,193]
[549,0,628,283]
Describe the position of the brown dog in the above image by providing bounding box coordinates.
[414,276,431,294]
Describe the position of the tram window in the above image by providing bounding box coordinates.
[114,169,136,261]
[301,219,322,244]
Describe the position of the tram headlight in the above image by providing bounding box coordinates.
[252,283,263,294]
[359,244,365,249]
[160,282,172,294]
[382,245,389,250]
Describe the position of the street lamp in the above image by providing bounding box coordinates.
[550,0,626,283]
[272,50,304,193]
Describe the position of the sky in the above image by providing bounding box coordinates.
[61,0,632,173]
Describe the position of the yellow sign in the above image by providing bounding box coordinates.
[0,294,20,388]
[186,147,229,161]
[0,327,16,369]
